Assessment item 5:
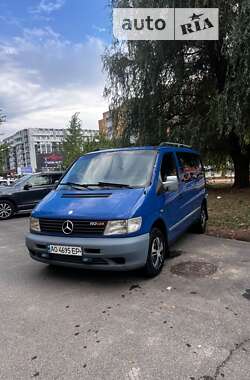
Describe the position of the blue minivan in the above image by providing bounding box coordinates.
[26,143,208,277]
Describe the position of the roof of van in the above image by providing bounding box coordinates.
[86,145,200,155]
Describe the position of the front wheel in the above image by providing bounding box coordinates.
[0,200,15,220]
[144,227,166,278]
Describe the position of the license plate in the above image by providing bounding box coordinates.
[49,245,83,256]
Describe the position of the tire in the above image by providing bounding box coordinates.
[144,227,166,278]
[0,200,15,220]
[193,204,207,234]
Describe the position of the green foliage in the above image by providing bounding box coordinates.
[0,109,5,125]
[103,0,250,186]
[104,1,250,150]
[62,113,84,168]
[62,113,120,169]
[219,0,250,148]
[82,134,122,155]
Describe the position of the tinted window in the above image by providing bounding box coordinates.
[14,175,32,187]
[50,173,62,184]
[28,175,50,187]
[160,153,177,182]
[177,153,204,182]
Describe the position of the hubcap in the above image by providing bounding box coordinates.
[151,236,164,270]
[0,203,12,219]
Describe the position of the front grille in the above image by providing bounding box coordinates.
[39,218,107,236]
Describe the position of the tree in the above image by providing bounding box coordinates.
[103,0,250,187]
[214,0,250,187]
[0,109,5,124]
[62,113,85,168]
[62,113,119,169]
[81,133,121,153]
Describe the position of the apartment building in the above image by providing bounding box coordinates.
[3,128,99,173]
[98,110,129,140]
[98,111,113,139]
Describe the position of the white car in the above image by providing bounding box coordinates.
[0,178,15,187]
[0,179,8,186]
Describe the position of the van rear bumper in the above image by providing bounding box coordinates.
[26,233,150,271]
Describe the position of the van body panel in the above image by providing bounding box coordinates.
[34,188,146,221]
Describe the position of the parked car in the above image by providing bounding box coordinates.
[0,172,63,220]
[26,144,208,277]
[0,179,8,186]
[0,178,15,186]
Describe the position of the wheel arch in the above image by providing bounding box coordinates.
[0,198,17,212]
[151,218,168,244]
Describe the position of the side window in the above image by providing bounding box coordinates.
[160,153,177,182]
[177,153,204,182]
[50,174,61,184]
[28,175,50,187]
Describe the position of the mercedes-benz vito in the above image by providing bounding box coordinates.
[26,143,208,277]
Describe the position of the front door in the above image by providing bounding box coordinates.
[176,152,205,228]
[159,152,184,243]
[15,174,53,210]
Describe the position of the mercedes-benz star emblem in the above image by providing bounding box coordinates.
[62,220,74,235]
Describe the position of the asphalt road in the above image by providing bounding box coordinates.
[0,216,250,380]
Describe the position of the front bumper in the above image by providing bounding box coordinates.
[26,233,150,271]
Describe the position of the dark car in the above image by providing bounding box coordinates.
[0,172,62,220]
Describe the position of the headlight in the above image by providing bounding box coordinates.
[104,217,142,236]
[30,217,41,232]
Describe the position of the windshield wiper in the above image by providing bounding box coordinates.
[97,182,134,189]
[61,181,134,190]
[61,182,95,190]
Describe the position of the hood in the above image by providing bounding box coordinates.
[33,188,146,220]
[0,186,15,195]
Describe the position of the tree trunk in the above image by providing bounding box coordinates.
[231,153,250,188]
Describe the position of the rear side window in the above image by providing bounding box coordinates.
[160,153,177,182]
[176,153,204,182]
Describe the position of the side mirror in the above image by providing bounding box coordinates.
[23,183,32,190]
[51,180,59,189]
[162,176,179,192]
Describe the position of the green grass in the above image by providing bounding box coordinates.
[206,184,250,241]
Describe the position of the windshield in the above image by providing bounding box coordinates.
[13,175,32,187]
[61,150,157,188]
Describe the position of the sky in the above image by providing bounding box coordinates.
[0,0,112,138]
